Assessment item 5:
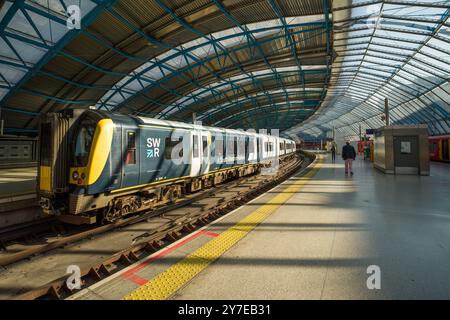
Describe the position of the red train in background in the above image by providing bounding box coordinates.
[429,135,450,162]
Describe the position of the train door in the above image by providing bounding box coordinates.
[122,129,140,187]
[248,134,257,163]
[443,139,450,161]
[190,131,201,177]
[200,131,210,174]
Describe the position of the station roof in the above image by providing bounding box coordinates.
[0,0,449,138]
[286,0,450,138]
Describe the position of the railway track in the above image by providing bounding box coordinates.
[0,152,313,300]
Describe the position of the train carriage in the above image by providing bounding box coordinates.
[429,135,450,163]
[38,109,297,225]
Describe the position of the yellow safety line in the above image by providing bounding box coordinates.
[123,156,322,300]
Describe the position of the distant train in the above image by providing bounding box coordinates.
[429,135,450,162]
[38,109,296,224]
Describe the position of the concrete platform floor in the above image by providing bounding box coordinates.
[73,156,450,300]
[0,167,36,198]
[0,167,38,228]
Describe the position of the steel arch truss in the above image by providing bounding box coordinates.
[0,0,332,134]
[289,0,450,139]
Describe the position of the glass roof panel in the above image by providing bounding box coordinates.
[95,16,323,110]
[292,1,450,138]
[0,0,98,96]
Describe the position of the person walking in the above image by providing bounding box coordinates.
[331,143,336,163]
[342,141,356,175]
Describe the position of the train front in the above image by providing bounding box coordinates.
[38,109,113,220]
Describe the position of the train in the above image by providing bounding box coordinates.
[429,135,450,162]
[37,109,297,225]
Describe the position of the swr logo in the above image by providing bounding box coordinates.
[146,138,161,158]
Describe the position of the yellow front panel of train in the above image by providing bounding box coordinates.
[40,165,51,191]
[86,119,113,185]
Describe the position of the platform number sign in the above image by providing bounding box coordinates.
[146,138,161,158]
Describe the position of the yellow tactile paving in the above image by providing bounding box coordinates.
[124,156,322,300]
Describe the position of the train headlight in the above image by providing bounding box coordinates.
[72,171,79,180]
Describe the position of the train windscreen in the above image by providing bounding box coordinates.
[72,116,97,167]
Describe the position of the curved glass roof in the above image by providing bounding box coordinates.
[96,15,326,111]
[0,0,449,138]
[0,0,99,100]
[0,0,330,134]
[288,0,450,139]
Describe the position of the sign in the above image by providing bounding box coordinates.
[146,137,161,158]
[400,141,411,154]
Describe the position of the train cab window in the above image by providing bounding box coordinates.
[193,135,199,158]
[126,131,136,165]
[165,136,183,160]
[73,117,96,167]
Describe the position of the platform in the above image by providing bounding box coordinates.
[0,167,36,198]
[0,167,39,228]
[70,156,450,300]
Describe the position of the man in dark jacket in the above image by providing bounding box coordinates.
[342,141,356,175]
[330,141,336,163]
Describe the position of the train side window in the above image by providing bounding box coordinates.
[165,136,183,160]
[126,131,136,165]
[212,135,224,159]
[211,136,215,157]
[223,136,226,159]
[193,135,199,158]
[202,135,208,157]
[248,137,254,155]
[245,137,249,157]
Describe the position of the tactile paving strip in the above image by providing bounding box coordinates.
[124,157,322,300]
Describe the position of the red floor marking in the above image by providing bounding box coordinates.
[124,273,148,286]
[121,229,220,283]
[199,230,219,237]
